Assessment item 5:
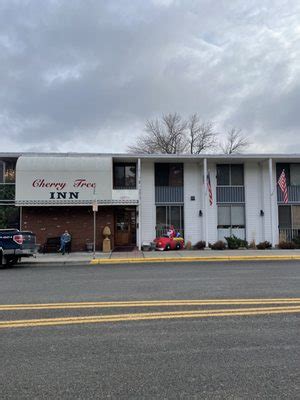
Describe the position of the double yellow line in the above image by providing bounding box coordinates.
[1,298,300,329]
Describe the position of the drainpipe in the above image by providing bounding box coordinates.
[268,158,274,247]
[138,158,142,251]
[203,158,208,248]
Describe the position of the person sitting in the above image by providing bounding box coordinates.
[59,230,71,255]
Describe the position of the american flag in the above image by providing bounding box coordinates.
[207,172,213,206]
[278,169,288,204]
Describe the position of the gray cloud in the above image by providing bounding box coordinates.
[1,0,300,153]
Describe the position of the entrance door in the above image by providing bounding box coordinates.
[115,207,136,247]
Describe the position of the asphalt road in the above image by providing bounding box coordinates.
[0,261,300,399]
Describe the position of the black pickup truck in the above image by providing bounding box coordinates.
[0,229,37,266]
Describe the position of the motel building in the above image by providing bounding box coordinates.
[1,152,300,251]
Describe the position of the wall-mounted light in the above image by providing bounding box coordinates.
[260,210,264,217]
[199,210,203,217]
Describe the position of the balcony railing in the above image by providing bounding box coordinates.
[216,186,245,203]
[279,228,300,242]
[277,186,300,203]
[155,186,184,203]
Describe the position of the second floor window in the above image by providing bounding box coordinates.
[113,163,136,189]
[155,163,183,186]
[217,164,244,186]
[277,163,300,186]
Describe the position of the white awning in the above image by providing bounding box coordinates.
[16,155,114,206]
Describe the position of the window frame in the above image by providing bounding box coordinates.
[155,163,184,187]
[217,204,245,229]
[113,162,137,189]
[217,164,244,186]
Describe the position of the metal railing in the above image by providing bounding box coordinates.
[216,186,245,203]
[155,186,184,203]
[278,228,300,242]
[277,186,300,203]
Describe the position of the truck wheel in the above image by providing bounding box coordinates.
[5,256,18,267]
[0,251,3,268]
[165,244,171,251]
[175,243,181,250]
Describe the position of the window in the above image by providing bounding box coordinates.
[156,205,184,236]
[217,205,245,229]
[217,164,244,186]
[4,160,16,183]
[0,161,4,184]
[113,163,136,189]
[290,164,300,186]
[276,163,290,185]
[279,205,300,229]
[155,163,183,187]
[278,206,291,229]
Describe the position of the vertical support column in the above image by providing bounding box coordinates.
[259,162,265,241]
[19,206,22,230]
[269,158,274,247]
[137,158,142,251]
[203,158,208,248]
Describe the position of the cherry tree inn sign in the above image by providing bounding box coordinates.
[15,156,113,206]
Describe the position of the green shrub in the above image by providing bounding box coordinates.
[193,240,206,250]
[292,236,300,248]
[210,240,226,250]
[225,235,248,249]
[256,241,272,250]
[278,241,296,249]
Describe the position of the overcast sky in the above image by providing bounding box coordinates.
[1,0,300,154]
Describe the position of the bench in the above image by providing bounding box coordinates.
[42,237,72,253]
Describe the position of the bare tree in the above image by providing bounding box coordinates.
[128,113,187,154]
[221,128,249,154]
[187,114,218,154]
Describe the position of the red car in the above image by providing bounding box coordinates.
[153,235,184,251]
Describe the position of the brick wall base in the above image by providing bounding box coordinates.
[22,206,115,252]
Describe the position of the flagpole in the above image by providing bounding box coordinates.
[203,158,208,248]
[268,158,274,247]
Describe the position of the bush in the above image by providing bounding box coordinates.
[256,241,272,250]
[193,240,206,250]
[225,235,248,249]
[278,241,296,249]
[210,240,226,250]
[292,236,300,248]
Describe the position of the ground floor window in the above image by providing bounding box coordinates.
[0,205,20,229]
[278,205,300,241]
[156,205,184,237]
[217,204,245,240]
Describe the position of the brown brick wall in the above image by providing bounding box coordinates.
[22,206,115,252]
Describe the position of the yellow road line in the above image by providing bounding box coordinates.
[1,298,300,311]
[1,305,300,329]
[90,255,300,264]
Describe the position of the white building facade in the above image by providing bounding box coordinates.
[1,153,299,251]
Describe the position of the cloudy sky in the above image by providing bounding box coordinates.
[1,0,300,153]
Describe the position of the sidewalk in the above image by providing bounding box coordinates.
[20,249,300,265]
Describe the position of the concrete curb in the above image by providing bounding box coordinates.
[20,260,91,266]
[90,255,300,265]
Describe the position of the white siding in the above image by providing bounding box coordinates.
[261,160,279,244]
[140,161,156,243]
[244,161,263,243]
[183,162,202,244]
